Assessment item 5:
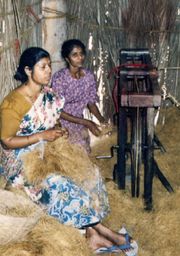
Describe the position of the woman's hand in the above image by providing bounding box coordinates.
[1,128,69,149]
[40,128,68,142]
[100,122,113,136]
[60,127,69,139]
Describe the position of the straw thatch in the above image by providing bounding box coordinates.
[66,0,180,120]
[0,0,42,102]
[0,0,179,116]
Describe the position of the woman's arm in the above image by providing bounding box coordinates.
[87,103,113,136]
[1,129,66,149]
[60,111,101,136]
[0,92,68,150]
[87,103,106,124]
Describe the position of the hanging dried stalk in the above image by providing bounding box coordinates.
[0,0,42,103]
[66,0,179,120]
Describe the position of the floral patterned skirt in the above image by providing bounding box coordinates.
[43,174,109,228]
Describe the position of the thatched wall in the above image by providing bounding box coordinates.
[0,0,42,102]
[0,0,179,115]
[66,0,180,119]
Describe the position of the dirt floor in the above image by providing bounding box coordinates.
[0,106,179,256]
[91,106,180,256]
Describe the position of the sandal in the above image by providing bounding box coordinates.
[125,240,138,256]
[95,245,121,254]
[95,231,138,255]
[119,228,138,256]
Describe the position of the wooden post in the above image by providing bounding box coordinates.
[42,0,67,73]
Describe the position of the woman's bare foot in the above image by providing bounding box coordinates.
[92,223,129,246]
[86,227,113,251]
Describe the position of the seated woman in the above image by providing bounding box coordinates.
[51,39,109,153]
[0,47,137,255]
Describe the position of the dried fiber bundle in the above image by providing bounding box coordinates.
[0,215,92,256]
[22,137,98,187]
[99,123,113,136]
[21,136,107,215]
[0,189,43,245]
[27,216,92,256]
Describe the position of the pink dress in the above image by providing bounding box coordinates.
[51,68,99,152]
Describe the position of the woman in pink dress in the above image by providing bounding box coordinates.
[51,39,106,153]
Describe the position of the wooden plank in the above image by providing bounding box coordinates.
[120,93,161,107]
[119,71,161,107]
[121,93,161,107]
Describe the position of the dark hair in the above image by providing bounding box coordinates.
[61,39,86,60]
[14,47,50,83]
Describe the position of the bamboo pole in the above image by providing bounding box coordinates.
[42,0,67,73]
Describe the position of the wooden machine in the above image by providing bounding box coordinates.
[110,48,173,210]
